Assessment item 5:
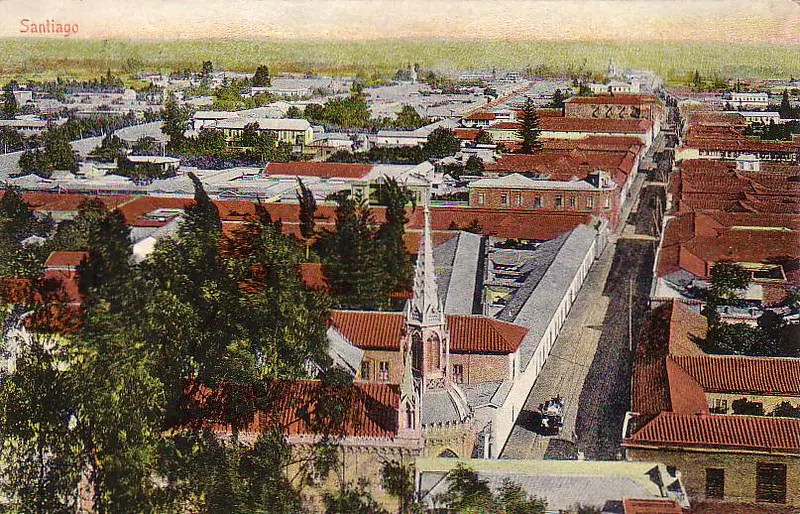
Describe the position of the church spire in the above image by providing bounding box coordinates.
[407,192,444,328]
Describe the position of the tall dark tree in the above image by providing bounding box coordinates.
[297,178,317,241]
[323,192,386,310]
[516,97,542,154]
[201,60,214,77]
[550,88,565,109]
[162,92,191,150]
[2,82,18,119]
[377,178,414,298]
[779,89,792,118]
[252,65,272,87]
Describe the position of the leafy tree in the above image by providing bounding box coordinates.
[394,105,426,130]
[286,105,303,118]
[703,322,773,356]
[443,463,494,513]
[319,95,371,128]
[304,103,325,121]
[423,127,461,158]
[708,260,750,304]
[474,130,493,145]
[90,133,126,163]
[464,155,485,175]
[0,186,45,241]
[20,127,79,177]
[201,60,214,77]
[162,92,191,150]
[495,479,546,514]
[252,65,272,87]
[0,331,81,513]
[516,97,542,154]
[778,89,792,118]
[2,82,18,119]
[131,135,160,155]
[692,70,703,89]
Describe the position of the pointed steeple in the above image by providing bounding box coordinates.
[406,192,444,328]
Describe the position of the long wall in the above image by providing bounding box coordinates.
[491,223,607,457]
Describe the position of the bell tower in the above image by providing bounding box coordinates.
[403,194,450,392]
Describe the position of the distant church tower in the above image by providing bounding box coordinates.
[404,195,451,392]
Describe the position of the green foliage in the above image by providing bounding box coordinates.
[708,260,750,304]
[442,464,546,514]
[474,130,493,145]
[516,97,542,154]
[2,82,18,119]
[702,322,773,356]
[394,105,426,130]
[549,88,566,109]
[19,127,79,177]
[90,133,126,163]
[321,192,388,310]
[381,461,419,514]
[464,155,485,175]
[252,65,272,87]
[286,105,303,118]
[131,135,160,155]
[162,92,192,150]
[424,127,461,158]
[316,94,372,128]
[201,60,213,77]
[376,178,415,298]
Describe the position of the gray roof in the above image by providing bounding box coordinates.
[506,225,598,370]
[496,233,570,321]
[420,387,471,426]
[423,471,662,512]
[463,381,504,409]
[443,231,483,315]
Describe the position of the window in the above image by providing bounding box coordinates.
[378,361,390,382]
[604,197,611,209]
[533,196,542,208]
[586,197,594,209]
[514,194,522,207]
[705,468,724,499]
[453,364,464,384]
[756,463,787,503]
[568,197,576,209]
[360,360,371,381]
[554,196,563,208]
[500,193,509,206]
[477,192,485,205]
[405,402,415,429]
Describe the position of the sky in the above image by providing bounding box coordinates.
[0,0,798,44]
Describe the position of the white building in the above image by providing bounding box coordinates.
[729,92,770,108]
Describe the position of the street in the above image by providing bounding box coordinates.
[500,164,667,461]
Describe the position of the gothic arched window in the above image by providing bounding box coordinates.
[412,333,423,372]
[429,333,441,370]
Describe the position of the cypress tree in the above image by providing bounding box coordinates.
[516,97,543,154]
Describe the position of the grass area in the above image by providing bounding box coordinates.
[0,38,798,84]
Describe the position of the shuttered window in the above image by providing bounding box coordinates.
[705,468,724,499]
[756,463,787,503]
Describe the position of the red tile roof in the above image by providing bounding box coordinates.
[463,112,496,121]
[207,380,400,439]
[454,128,481,141]
[565,94,663,106]
[22,192,133,213]
[625,412,800,454]
[622,498,681,514]
[485,149,637,184]
[264,162,374,179]
[540,117,652,134]
[44,251,89,269]
[329,311,528,354]
[299,263,330,292]
[429,208,592,241]
[670,355,800,397]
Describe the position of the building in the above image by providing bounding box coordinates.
[729,92,770,109]
[624,301,800,508]
[191,110,240,130]
[564,94,665,136]
[588,81,642,94]
[486,118,655,147]
[213,117,314,150]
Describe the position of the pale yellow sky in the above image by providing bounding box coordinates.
[0,0,798,44]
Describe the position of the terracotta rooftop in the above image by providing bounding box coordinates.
[463,112,496,121]
[670,355,800,397]
[329,311,529,354]
[540,117,652,134]
[485,149,637,183]
[207,380,400,439]
[625,412,800,454]
[565,94,663,106]
[622,498,681,514]
[44,251,89,269]
[264,162,374,179]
